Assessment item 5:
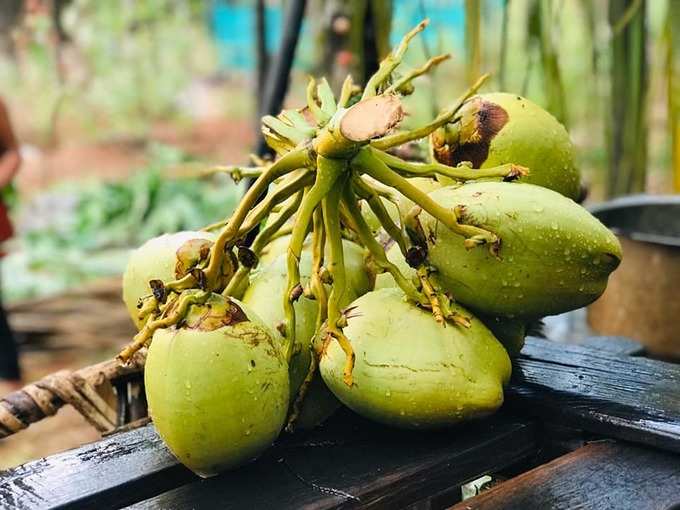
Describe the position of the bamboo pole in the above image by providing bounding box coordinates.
[607,0,648,198]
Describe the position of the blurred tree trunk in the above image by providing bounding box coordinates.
[527,0,568,127]
[607,0,648,198]
[0,0,23,58]
[311,0,392,90]
[668,0,680,192]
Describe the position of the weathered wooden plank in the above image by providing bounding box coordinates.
[576,335,644,356]
[450,440,680,510]
[508,337,680,453]
[127,413,536,510]
[0,424,196,510]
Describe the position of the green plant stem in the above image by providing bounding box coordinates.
[118,290,209,362]
[322,176,355,386]
[353,147,498,246]
[352,175,408,255]
[383,53,450,95]
[283,156,345,361]
[223,191,304,299]
[371,148,527,181]
[203,148,311,290]
[370,74,489,150]
[362,19,429,99]
[309,206,328,333]
[342,182,425,305]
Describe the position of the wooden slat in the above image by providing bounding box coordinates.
[576,335,644,356]
[126,413,536,510]
[0,425,196,510]
[451,441,680,510]
[508,337,680,453]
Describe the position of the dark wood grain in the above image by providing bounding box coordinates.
[450,441,680,510]
[0,424,196,510]
[126,412,537,510]
[508,337,680,453]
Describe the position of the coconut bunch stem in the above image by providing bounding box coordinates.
[117,20,529,397]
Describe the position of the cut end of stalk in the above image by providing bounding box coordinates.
[340,96,404,142]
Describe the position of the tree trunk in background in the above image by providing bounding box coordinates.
[0,0,23,58]
[255,0,268,118]
[668,0,680,192]
[311,0,392,91]
[607,0,648,198]
[527,0,568,127]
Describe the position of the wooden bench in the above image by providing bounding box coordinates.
[1,336,679,509]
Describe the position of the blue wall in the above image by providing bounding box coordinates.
[209,0,471,71]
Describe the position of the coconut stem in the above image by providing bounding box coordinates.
[342,182,426,306]
[362,19,429,99]
[309,206,328,333]
[285,345,319,433]
[354,147,499,249]
[352,175,409,256]
[236,170,314,237]
[383,53,451,95]
[118,290,210,363]
[370,73,490,151]
[204,148,311,292]
[203,169,312,234]
[372,149,528,182]
[201,165,264,183]
[223,191,304,299]
[337,75,355,109]
[283,156,345,361]
[322,176,355,387]
[306,77,328,125]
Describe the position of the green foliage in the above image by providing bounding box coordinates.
[4,144,243,302]
[0,0,219,142]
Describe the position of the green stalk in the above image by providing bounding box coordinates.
[499,0,511,90]
[607,0,648,197]
[353,147,498,247]
[464,0,482,85]
[283,156,344,360]
[667,0,680,191]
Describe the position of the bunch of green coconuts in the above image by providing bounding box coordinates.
[117,21,622,477]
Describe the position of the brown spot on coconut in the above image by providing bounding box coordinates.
[430,92,581,200]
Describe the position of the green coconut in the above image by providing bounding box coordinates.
[242,240,371,429]
[411,182,622,319]
[122,231,216,330]
[475,313,527,357]
[144,294,289,477]
[431,92,580,199]
[319,288,511,429]
[375,263,527,356]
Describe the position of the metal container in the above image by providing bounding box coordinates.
[588,195,680,359]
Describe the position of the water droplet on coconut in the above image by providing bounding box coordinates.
[385,390,391,397]
[551,222,558,230]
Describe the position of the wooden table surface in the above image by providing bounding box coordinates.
[1,336,679,509]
